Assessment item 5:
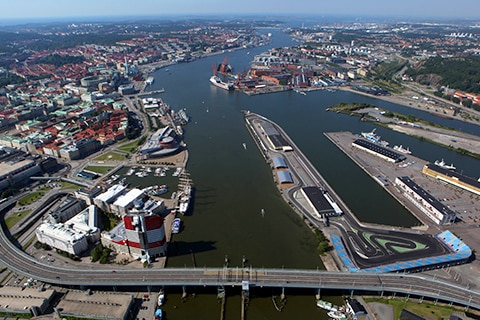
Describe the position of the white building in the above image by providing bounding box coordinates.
[395,176,456,225]
[36,223,88,256]
[111,188,145,215]
[64,205,100,243]
[93,184,127,213]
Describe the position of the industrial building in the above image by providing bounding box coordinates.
[276,170,293,184]
[55,290,134,320]
[422,163,480,196]
[0,286,56,318]
[352,139,406,163]
[259,122,293,151]
[395,176,456,225]
[301,186,342,219]
[271,156,288,168]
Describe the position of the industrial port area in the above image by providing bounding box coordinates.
[244,111,480,306]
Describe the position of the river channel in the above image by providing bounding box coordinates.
[136,27,479,319]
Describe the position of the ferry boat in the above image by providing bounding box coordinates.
[210,75,234,91]
[393,145,412,154]
[316,299,339,312]
[434,159,456,170]
[172,218,181,234]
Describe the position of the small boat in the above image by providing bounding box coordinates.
[149,185,168,196]
[154,308,162,320]
[316,299,339,312]
[242,142,247,150]
[172,218,181,234]
[434,159,456,170]
[327,310,347,320]
[158,289,165,306]
[393,145,412,154]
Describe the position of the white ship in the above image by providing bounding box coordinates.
[393,145,412,154]
[316,299,339,312]
[210,75,234,91]
[178,185,192,215]
[434,159,456,170]
[157,289,165,306]
[327,310,347,319]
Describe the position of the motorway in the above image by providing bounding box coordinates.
[0,218,479,309]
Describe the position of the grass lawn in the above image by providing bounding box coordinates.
[117,140,141,153]
[18,191,45,206]
[84,165,115,175]
[60,181,83,190]
[94,151,128,161]
[364,297,462,320]
[5,209,32,229]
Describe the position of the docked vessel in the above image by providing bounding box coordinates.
[145,76,154,86]
[373,174,389,186]
[393,145,412,154]
[178,185,192,215]
[176,108,190,123]
[210,75,234,91]
[327,310,347,320]
[172,218,181,234]
[434,159,456,170]
[157,289,165,306]
[154,308,162,320]
[360,128,388,146]
[148,185,168,196]
[316,299,339,312]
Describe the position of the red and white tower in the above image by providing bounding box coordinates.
[123,213,167,260]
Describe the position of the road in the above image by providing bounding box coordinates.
[0,220,479,310]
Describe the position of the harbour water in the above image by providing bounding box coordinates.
[140,28,480,319]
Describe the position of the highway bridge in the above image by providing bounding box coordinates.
[0,219,479,310]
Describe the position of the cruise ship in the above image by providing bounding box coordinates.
[210,75,234,91]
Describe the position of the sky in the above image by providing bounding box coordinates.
[2,0,480,21]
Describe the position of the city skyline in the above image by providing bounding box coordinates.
[3,0,480,22]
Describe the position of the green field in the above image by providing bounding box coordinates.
[5,209,32,229]
[59,181,83,190]
[94,151,128,161]
[18,191,45,206]
[364,297,468,320]
[84,165,115,175]
[117,140,141,153]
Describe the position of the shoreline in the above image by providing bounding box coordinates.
[338,86,480,127]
